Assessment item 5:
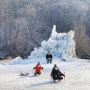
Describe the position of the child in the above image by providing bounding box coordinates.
[33,62,43,76]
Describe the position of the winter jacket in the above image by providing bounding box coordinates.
[51,68,65,77]
[46,54,52,59]
[33,65,43,73]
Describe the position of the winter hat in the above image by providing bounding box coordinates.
[48,51,50,53]
[37,62,40,66]
[54,64,57,68]
[54,64,58,70]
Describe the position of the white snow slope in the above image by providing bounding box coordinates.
[0,57,90,90]
[0,25,90,90]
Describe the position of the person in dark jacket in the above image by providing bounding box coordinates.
[50,64,65,81]
[46,51,53,63]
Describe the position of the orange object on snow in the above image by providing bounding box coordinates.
[50,73,53,79]
[64,72,66,77]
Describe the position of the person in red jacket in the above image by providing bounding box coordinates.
[33,62,43,76]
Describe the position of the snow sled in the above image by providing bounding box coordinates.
[53,77,63,82]
[20,72,30,76]
[50,72,65,82]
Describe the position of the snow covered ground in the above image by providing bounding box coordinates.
[0,57,90,90]
[0,25,90,90]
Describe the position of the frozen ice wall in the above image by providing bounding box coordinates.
[28,25,76,59]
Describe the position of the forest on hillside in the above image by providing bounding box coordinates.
[0,0,90,59]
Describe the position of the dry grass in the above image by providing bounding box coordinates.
[0,57,13,63]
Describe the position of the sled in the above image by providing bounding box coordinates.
[20,72,30,76]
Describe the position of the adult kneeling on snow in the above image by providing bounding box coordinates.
[50,64,65,81]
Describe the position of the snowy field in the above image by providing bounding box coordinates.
[0,25,90,90]
[0,57,90,90]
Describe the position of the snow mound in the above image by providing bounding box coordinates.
[9,57,47,65]
[9,56,23,65]
[28,25,76,59]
